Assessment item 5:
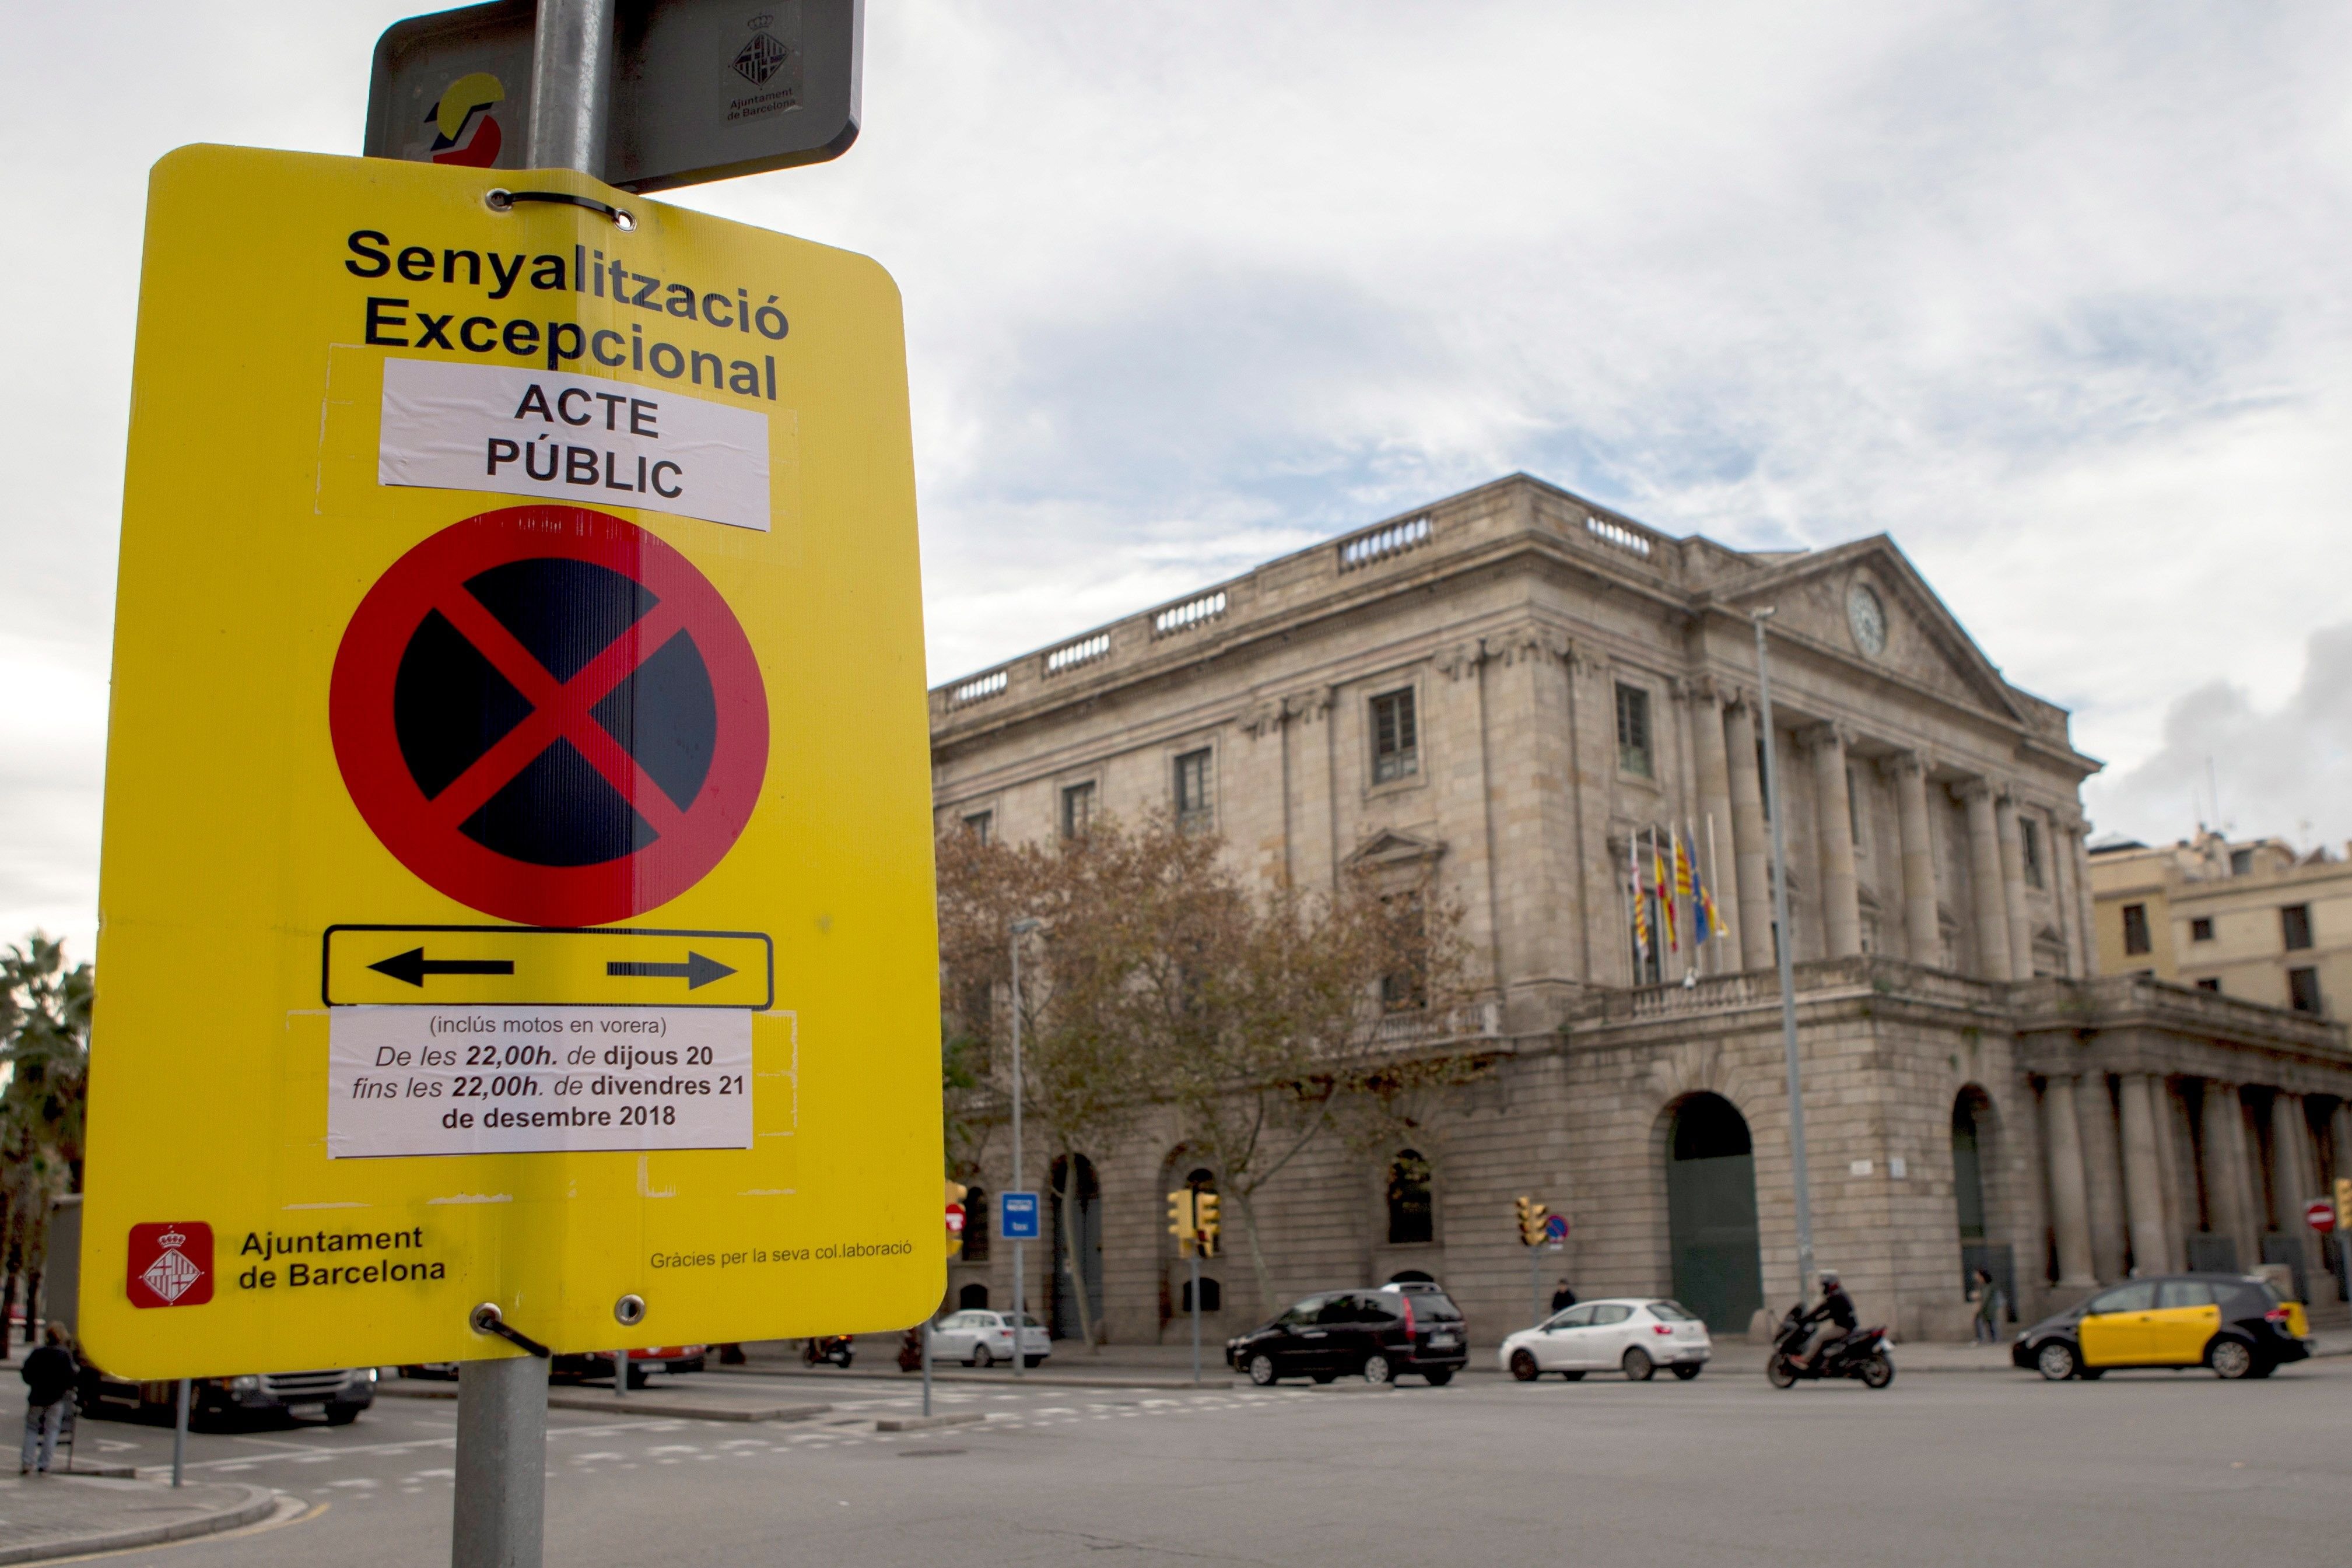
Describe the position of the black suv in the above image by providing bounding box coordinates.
[1227,1286,1468,1385]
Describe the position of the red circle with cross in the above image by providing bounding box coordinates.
[330,505,769,927]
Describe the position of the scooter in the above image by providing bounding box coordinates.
[801,1336,856,1369]
[1766,1304,1894,1389]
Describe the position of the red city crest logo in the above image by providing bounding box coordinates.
[127,1222,213,1309]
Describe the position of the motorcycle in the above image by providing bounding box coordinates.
[896,1327,926,1374]
[1766,1304,1895,1389]
[801,1335,856,1369]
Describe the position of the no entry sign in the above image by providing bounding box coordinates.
[2307,1198,2336,1234]
[81,146,937,1380]
[330,504,769,928]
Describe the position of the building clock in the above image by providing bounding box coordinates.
[1848,583,1887,657]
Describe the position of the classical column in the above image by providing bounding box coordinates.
[2117,1074,2173,1278]
[1995,794,2034,980]
[1958,780,2013,982]
[1888,753,1940,968]
[1807,725,1862,958]
[2042,1075,2099,1287]
[2070,824,2099,977]
[2271,1092,2318,1284]
[1724,698,1773,969]
[2201,1082,2260,1270]
[1689,680,1745,971]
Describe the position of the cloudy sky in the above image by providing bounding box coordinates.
[5,1,2351,959]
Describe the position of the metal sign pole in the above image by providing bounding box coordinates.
[1530,1250,1540,1328]
[1010,918,1039,1378]
[450,3,612,1564]
[172,1379,189,1488]
[921,1319,933,1416]
[1754,609,1817,1307]
[1189,1251,1202,1385]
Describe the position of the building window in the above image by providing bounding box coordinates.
[2282,904,2313,951]
[1173,749,1215,833]
[1379,892,1428,1012]
[1179,1276,1222,1313]
[2021,818,2043,888]
[2195,978,2221,993]
[958,1282,991,1310]
[1387,1151,1434,1244]
[2230,848,2254,875]
[1370,688,1419,784]
[1060,781,1095,840]
[962,1187,990,1261]
[1615,683,1652,777]
[961,810,994,845]
[2289,966,2323,1014]
[2190,917,2214,942]
[2121,903,2150,956]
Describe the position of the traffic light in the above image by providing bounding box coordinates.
[2338,1176,2351,1233]
[1196,1192,1220,1258]
[1168,1190,1197,1257]
[945,1180,969,1256]
[1514,1195,1548,1247]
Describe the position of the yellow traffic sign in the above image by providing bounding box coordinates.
[82,145,939,1378]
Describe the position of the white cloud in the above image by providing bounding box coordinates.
[4,1,2352,942]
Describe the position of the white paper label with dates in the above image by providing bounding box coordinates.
[326,1006,752,1157]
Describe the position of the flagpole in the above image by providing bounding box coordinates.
[1705,813,1726,973]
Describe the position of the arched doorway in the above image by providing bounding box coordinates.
[1050,1153,1103,1342]
[1953,1088,2013,1321]
[1667,1093,1763,1335]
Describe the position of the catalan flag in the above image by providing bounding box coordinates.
[1651,827,1678,952]
[1629,833,1649,964]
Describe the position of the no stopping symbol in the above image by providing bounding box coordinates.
[330,505,769,927]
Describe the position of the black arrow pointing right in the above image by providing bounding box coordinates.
[605,952,738,990]
[369,948,516,987]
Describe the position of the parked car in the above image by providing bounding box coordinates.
[1499,1298,1711,1382]
[2013,1273,2312,1381]
[1226,1286,1468,1385]
[551,1346,708,1388]
[928,1310,1050,1368]
[78,1363,377,1427]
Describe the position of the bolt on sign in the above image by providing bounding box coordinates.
[79,144,937,1378]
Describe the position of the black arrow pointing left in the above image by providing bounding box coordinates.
[369,948,516,987]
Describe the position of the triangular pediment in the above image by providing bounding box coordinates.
[1346,828,1444,869]
[1714,537,2026,724]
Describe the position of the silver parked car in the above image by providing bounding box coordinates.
[929,1310,1050,1368]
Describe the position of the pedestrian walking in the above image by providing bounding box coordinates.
[1548,1279,1577,1313]
[19,1327,77,1476]
[1969,1268,2003,1345]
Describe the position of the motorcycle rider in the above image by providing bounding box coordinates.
[1785,1269,1856,1371]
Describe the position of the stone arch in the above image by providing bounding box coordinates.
[1049,1153,1103,1342]
[1386,1149,1435,1245]
[1662,1091,1764,1335]
[1951,1084,2015,1323]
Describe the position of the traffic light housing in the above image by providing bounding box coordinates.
[1196,1192,1219,1258]
[2338,1176,2351,1233]
[1515,1195,1549,1247]
[1168,1190,1197,1257]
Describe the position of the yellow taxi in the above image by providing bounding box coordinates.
[2013,1272,2314,1381]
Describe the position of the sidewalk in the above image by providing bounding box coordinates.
[0,1474,278,1566]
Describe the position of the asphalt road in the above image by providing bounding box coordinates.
[31,1357,2352,1567]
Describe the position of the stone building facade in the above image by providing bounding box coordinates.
[2091,830,2352,1021]
[930,475,2352,1346]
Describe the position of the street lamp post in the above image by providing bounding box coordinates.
[1009,917,1042,1378]
[1752,609,1817,1307]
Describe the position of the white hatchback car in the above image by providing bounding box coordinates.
[1498,1298,1712,1382]
[930,1310,1051,1368]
